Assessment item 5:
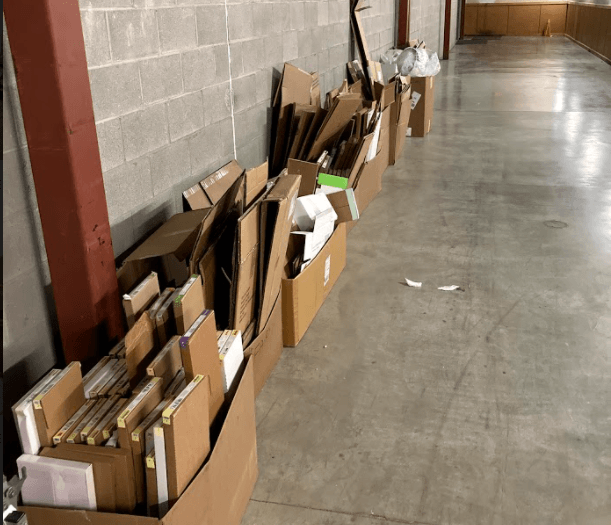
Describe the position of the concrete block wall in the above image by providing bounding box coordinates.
[409,0,445,52]
[2,1,396,389]
[78,0,397,258]
[3,23,58,384]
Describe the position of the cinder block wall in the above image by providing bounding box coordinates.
[79,0,397,258]
[3,24,58,385]
[2,2,396,389]
[409,0,445,51]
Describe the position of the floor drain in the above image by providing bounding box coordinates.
[544,220,568,229]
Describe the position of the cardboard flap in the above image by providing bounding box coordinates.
[162,359,257,525]
[308,95,362,161]
[258,174,301,332]
[127,211,209,263]
[183,184,211,211]
[201,160,244,206]
[245,161,269,206]
[275,63,315,107]
[189,175,245,275]
[287,159,319,197]
[347,133,374,188]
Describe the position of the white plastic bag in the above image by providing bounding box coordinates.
[380,48,403,64]
[412,52,441,77]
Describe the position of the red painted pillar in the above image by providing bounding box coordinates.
[4,0,124,364]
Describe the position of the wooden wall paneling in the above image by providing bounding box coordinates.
[566,4,576,38]
[602,9,611,59]
[539,4,567,35]
[507,5,541,36]
[585,6,600,50]
[574,5,585,42]
[478,5,509,36]
[464,4,478,35]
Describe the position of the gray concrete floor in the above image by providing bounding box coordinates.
[243,37,611,525]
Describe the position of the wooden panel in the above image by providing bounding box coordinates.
[603,10,611,60]
[478,5,509,35]
[507,5,541,36]
[464,4,478,35]
[566,4,576,38]
[539,4,567,35]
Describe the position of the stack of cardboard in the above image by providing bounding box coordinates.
[15,308,258,525]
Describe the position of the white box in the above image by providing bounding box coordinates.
[17,454,97,511]
[218,330,244,393]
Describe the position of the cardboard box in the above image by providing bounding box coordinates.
[123,272,160,329]
[147,336,183,387]
[243,292,283,396]
[326,188,359,225]
[125,312,157,387]
[41,443,137,513]
[287,159,319,197]
[162,375,211,506]
[230,201,260,337]
[125,210,210,288]
[408,76,435,137]
[117,377,164,504]
[389,82,411,165]
[271,63,321,176]
[52,399,97,445]
[155,289,180,347]
[258,174,301,334]
[33,362,86,448]
[179,309,224,422]
[349,104,393,224]
[183,160,244,211]
[23,358,258,525]
[173,274,205,334]
[244,161,269,206]
[282,223,347,346]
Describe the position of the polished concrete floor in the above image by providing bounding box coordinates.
[243,37,611,525]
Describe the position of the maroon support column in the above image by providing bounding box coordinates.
[4,0,124,363]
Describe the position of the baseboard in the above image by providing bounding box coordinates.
[564,34,611,66]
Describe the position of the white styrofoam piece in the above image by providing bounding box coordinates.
[17,454,97,511]
[153,420,169,517]
[12,369,61,455]
[294,193,337,231]
[218,331,244,393]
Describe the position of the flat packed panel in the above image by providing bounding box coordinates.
[478,5,509,36]
[539,5,567,35]
[507,5,541,36]
[464,5,478,35]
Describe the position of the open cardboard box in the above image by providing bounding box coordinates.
[345,103,393,233]
[282,222,347,347]
[22,359,258,525]
[243,292,283,396]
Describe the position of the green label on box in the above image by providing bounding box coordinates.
[318,173,349,189]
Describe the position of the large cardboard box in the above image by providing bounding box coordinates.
[22,359,258,525]
[282,223,347,347]
[408,76,435,138]
[243,293,283,396]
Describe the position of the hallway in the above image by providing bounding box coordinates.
[243,37,611,525]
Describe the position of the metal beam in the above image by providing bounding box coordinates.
[4,0,124,364]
